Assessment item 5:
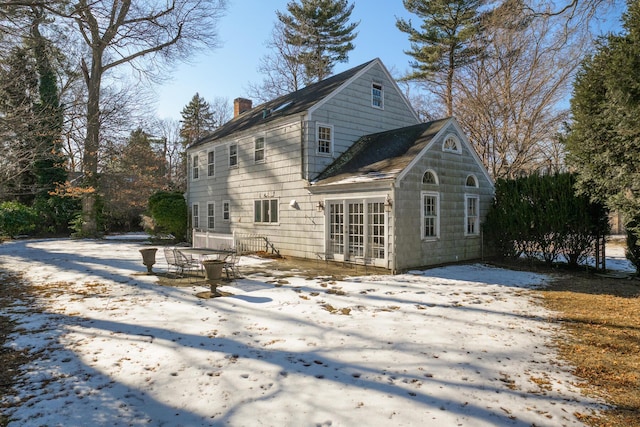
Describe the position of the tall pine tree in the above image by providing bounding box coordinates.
[277,0,359,84]
[566,0,640,270]
[397,0,484,116]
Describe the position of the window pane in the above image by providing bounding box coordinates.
[254,200,261,222]
[270,199,278,222]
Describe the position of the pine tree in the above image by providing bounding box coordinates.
[566,0,640,270]
[277,0,359,84]
[179,93,217,146]
[397,0,484,116]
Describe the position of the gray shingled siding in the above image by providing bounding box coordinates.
[393,131,494,271]
[307,66,419,179]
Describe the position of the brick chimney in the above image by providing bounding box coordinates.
[234,97,252,117]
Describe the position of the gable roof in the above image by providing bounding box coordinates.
[190,59,379,149]
[311,118,452,187]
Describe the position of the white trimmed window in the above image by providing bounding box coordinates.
[465,195,480,235]
[421,191,440,239]
[207,202,215,229]
[443,134,461,153]
[422,169,438,185]
[223,200,230,221]
[254,136,265,163]
[207,150,215,177]
[192,155,199,180]
[317,124,333,155]
[229,143,238,167]
[192,203,200,229]
[466,174,478,187]
[372,82,384,109]
[254,199,278,223]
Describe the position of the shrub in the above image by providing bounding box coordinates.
[625,220,640,274]
[0,201,38,238]
[146,191,187,241]
[484,173,609,267]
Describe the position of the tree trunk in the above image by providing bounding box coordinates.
[81,52,102,236]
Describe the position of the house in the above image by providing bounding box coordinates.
[186,58,494,272]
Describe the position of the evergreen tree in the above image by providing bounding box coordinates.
[277,0,359,84]
[566,0,640,271]
[0,46,39,203]
[179,93,217,146]
[29,8,67,198]
[397,0,485,116]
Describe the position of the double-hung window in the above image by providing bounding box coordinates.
[465,195,480,235]
[372,82,383,109]
[207,202,215,229]
[192,155,199,180]
[229,143,238,167]
[254,199,278,223]
[192,203,200,229]
[223,201,230,221]
[207,150,215,177]
[254,137,265,163]
[317,124,332,155]
[422,192,439,239]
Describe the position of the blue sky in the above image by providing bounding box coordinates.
[155,1,415,120]
[154,0,624,121]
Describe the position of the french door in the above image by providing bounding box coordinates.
[327,198,386,264]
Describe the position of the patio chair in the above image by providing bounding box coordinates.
[164,247,201,279]
[164,247,181,278]
[222,248,240,280]
[174,249,203,279]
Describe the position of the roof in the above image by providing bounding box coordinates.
[190,59,378,148]
[311,118,452,187]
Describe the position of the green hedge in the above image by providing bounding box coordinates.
[484,173,609,267]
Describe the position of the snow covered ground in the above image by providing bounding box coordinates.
[0,236,631,426]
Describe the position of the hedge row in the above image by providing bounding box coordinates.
[484,173,610,267]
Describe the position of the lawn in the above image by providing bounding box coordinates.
[0,236,637,426]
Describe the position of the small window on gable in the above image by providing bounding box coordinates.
[422,170,438,185]
[317,124,333,155]
[443,134,461,153]
[372,82,384,109]
[465,174,478,187]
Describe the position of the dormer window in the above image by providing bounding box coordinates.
[372,82,383,109]
[443,134,461,153]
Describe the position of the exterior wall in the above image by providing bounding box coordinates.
[306,63,420,179]
[393,126,494,271]
[187,117,329,260]
[186,61,421,264]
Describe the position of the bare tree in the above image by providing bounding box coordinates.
[246,21,306,103]
[154,118,187,191]
[453,0,586,178]
[57,0,227,236]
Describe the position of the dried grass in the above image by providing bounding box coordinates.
[539,273,640,426]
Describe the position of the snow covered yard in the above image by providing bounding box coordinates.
[0,237,606,426]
